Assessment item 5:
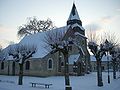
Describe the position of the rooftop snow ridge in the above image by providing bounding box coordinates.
[71,23,85,31]
[90,55,112,61]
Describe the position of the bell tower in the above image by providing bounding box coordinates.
[67,3,82,26]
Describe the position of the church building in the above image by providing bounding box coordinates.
[0,3,90,77]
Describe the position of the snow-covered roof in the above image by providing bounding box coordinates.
[2,24,88,61]
[74,32,87,38]
[2,26,69,60]
[69,54,80,64]
[19,26,69,58]
[1,44,17,60]
[19,32,47,58]
[90,55,112,61]
[71,23,85,31]
[68,3,80,21]
[2,24,87,61]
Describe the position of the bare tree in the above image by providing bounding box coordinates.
[0,52,6,61]
[87,30,106,86]
[0,46,4,60]
[88,42,106,86]
[116,47,120,74]
[8,44,36,85]
[102,32,119,79]
[18,17,56,38]
[87,30,99,43]
[87,30,120,86]
[44,28,72,90]
[109,47,119,79]
[0,45,7,61]
[100,32,118,46]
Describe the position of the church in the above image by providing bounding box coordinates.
[0,3,90,77]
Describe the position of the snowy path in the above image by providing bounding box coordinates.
[0,72,120,90]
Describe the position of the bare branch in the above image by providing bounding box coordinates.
[86,29,99,44]
[8,44,37,63]
[43,29,66,52]
[18,17,56,38]
[102,32,119,47]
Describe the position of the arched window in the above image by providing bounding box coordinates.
[48,58,53,70]
[1,61,4,70]
[25,61,30,70]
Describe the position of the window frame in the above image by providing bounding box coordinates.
[47,58,53,70]
[25,60,30,70]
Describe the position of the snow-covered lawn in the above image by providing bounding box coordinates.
[0,72,120,90]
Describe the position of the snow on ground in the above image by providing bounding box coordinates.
[0,72,120,90]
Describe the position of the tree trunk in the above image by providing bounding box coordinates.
[77,62,82,76]
[64,53,72,90]
[113,59,116,79]
[18,63,23,85]
[64,53,70,86]
[84,56,88,74]
[96,58,103,86]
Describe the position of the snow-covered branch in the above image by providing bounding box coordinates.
[8,44,36,64]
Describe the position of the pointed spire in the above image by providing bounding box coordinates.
[68,3,80,20]
[71,3,76,16]
[67,3,82,26]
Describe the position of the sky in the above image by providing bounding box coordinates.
[0,0,120,48]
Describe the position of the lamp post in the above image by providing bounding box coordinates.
[112,51,117,79]
[107,52,110,83]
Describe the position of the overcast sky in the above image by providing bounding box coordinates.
[0,0,120,48]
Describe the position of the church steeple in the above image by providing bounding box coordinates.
[67,3,82,26]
